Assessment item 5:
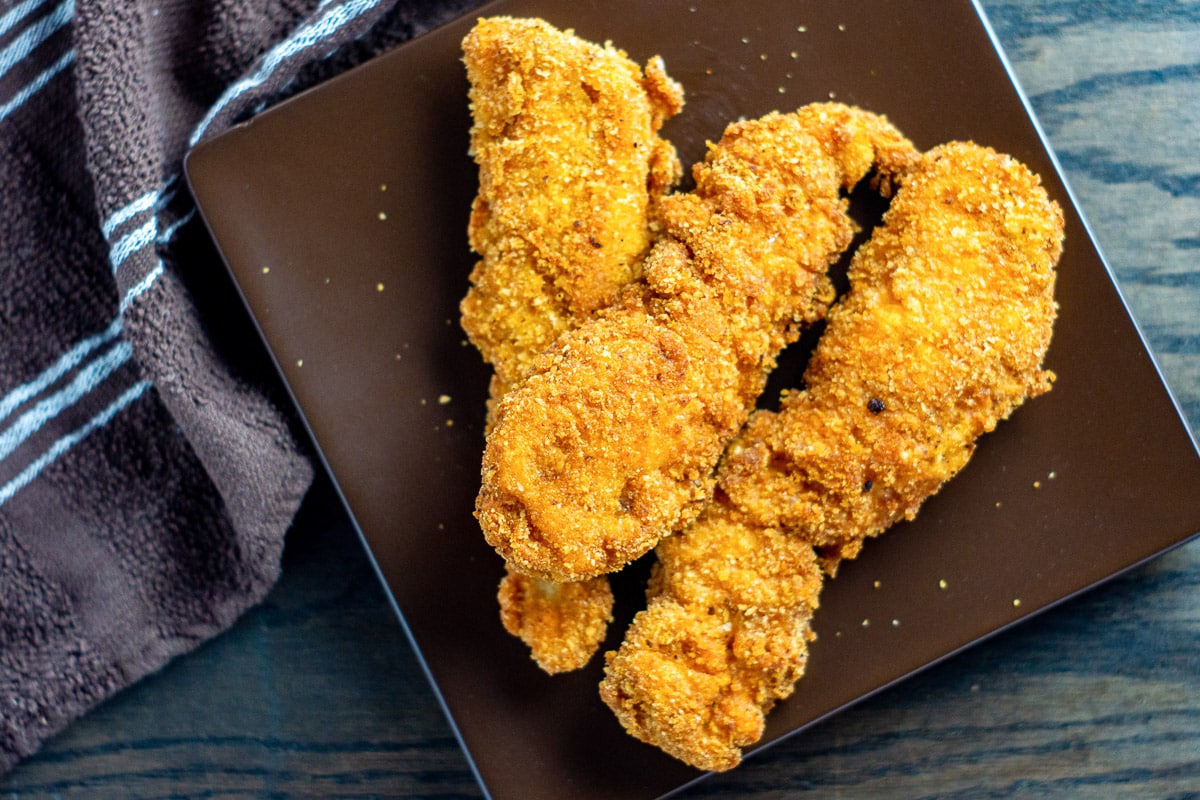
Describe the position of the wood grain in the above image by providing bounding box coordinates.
[3,1,1197,797]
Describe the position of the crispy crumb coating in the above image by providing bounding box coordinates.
[497,566,614,673]
[460,17,682,673]
[460,16,684,398]
[600,142,1063,771]
[720,141,1063,561]
[477,104,917,583]
[600,515,823,770]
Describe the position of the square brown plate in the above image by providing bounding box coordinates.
[184,1,1200,798]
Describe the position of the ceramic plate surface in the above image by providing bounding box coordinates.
[185,2,1200,797]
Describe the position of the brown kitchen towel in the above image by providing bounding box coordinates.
[0,0,481,771]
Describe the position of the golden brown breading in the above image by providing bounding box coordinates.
[460,17,683,672]
[719,141,1063,562]
[460,16,684,400]
[477,104,917,583]
[600,142,1064,771]
[497,566,614,674]
[599,514,823,770]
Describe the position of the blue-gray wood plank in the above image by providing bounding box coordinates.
[3,1,1197,797]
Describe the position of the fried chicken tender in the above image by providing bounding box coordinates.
[477,104,917,584]
[720,141,1063,562]
[601,513,824,769]
[460,17,684,673]
[600,142,1064,771]
[497,570,615,674]
[460,16,684,403]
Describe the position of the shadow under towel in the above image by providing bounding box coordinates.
[0,0,483,772]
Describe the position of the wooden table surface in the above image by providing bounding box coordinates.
[3,1,1198,797]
